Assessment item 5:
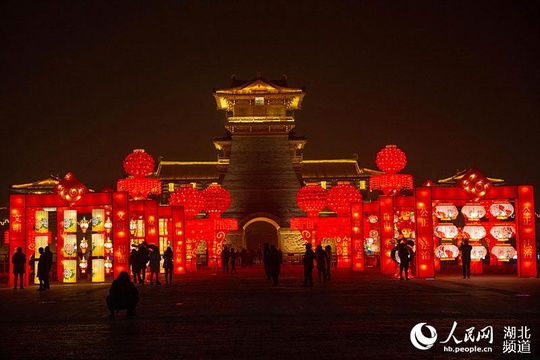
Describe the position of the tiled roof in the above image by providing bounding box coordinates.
[156,161,220,181]
[301,160,382,179]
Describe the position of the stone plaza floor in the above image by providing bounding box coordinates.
[0,265,538,359]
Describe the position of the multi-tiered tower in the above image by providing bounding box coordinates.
[213,74,306,234]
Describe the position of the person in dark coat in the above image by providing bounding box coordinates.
[268,245,282,286]
[148,246,161,285]
[129,248,138,283]
[397,242,411,280]
[263,243,271,280]
[221,246,230,273]
[12,247,26,290]
[315,244,329,282]
[302,243,315,287]
[106,271,139,319]
[324,245,332,281]
[162,246,174,284]
[36,247,47,290]
[459,239,473,279]
[43,246,53,289]
[135,244,149,285]
[230,248,237,274]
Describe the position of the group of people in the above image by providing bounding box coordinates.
[11,246,53,290]
[129,243,174,285]
[262,243,283,286]
[301,243,332,287]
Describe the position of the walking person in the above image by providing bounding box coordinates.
[269,245,281,286]
[136,244,149,285]
[459,239,473,279]
[148,245,161,285]
[397,241,411,280]
[163,246,174,284]
[221,246,230,273]
[315,245,328,282]
[43,246,53,289]
[129,247,138,283]
[263,243,271,280]
[12,247,26,290]
[230,248,237,274]
[324,245,332,280]
[36,247,47,290]
[302,243,315,287]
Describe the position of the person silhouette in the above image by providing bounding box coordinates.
[148,246,161,285]
[106,271,139,319]
[397,242,411,280]
[315,245,328,282]
[12,247,26,290]
[324,245,332,281]
[163,246,174,284]
[43,246,53,289]
[36,247,47,290]
[269,245,281,286]
[459,239,473,279]
[302,243,315,287]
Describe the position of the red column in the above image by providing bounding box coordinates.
[379,196,395,275]
[9,195,26,287]
[516,186,537,277]
[112,192,129,276]
[144,200,159,245]
[415,187,435,278]
[172,206,186,274]
[351,202,364,271]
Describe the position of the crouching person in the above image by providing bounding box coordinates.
[106,271,139,319]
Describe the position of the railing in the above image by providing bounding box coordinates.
[226,116,294,123]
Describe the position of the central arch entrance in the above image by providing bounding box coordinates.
[244,218,279,254]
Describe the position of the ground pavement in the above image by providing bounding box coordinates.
[0,266,538,360]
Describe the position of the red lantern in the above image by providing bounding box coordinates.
[123,149,155,178]
[202,184,232,217]
[55,172,88,206]
[375,145,407,174]
[456,168,493,201]
[327,182,361,216]
[296,183,327,217]
[169,184,204,219]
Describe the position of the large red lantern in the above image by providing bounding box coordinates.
[202,184,232,217]
[327,182,361,216]
[123,149,155,178]
[296,183,327,217]
[169,184,204,219]
[370,145,413,195]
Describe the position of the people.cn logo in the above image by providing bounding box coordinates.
[410,322,438,350]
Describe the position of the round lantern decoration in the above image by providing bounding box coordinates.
[296,183,327,217]
[490,225,516,241]
[202,184,232,216]
[435,244,459,260]
[492,245,517,261]
[169,184,205,218]
[327,182,362,216]
[489,201,514,219]
[471,246,488,260]
[123,149,155,178]
[434,203,459,221]
[463,225,487,240]
[434,224,458,240]
[461,203,486,221]
[375,145,407,173]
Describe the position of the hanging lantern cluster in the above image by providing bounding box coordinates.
[370,145,413,195]
[169,184,205,218]
[327,182,361,216]
[202,184,232,217]
[117,149,161,200]
[296,183,327,217]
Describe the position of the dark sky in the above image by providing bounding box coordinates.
[1,1,539,207]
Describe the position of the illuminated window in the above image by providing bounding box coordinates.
[320,181,327,189]
[255,97,264,105]
[168,183,175,192]
[359,180,367,190]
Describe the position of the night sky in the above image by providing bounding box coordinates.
[2,1,539,207]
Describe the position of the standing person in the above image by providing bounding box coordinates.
[459,239,473,279]
[106,271,139,319]
[148,246,161,285]
[163,246,174,284]
[230,248,237,274]
[129,247,138,283]
[263,243,271,280]
[324,245,332,281]
[43,246,53,289]
[302,243,315,287]
[221,246,230,273]
[12,247,26,290]
[136,244,149,285]
[36,247,47,290]
[315,245,328,282]
[240,248,248,267]
[397,242,411,280]
[269,245,281,286]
